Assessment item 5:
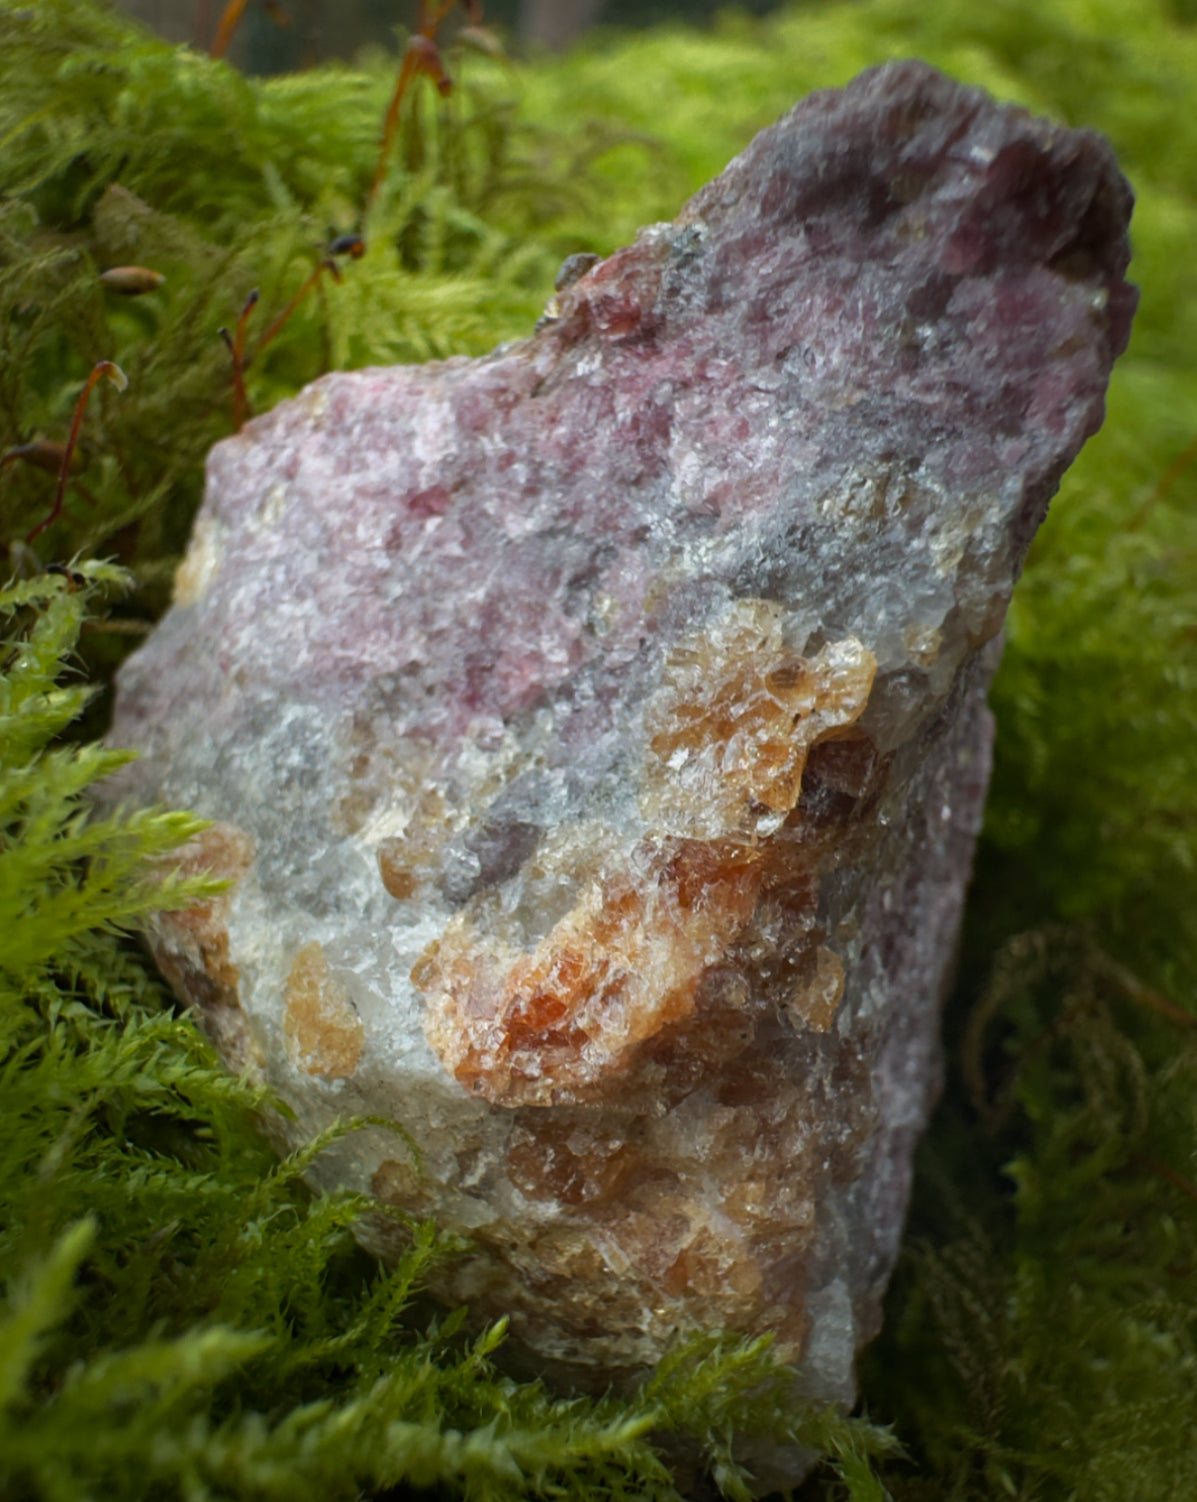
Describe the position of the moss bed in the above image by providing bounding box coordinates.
[2,1,1195,1497]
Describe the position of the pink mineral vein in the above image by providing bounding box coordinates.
[109,59,1135,1489]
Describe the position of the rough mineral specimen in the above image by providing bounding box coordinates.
[108,58,1135,1480]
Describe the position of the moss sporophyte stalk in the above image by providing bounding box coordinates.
[1,1,1195,1499]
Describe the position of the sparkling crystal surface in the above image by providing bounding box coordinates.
[108,60,1135,1467]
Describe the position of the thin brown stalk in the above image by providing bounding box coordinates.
[367,1,464,215]
[256,261,340,356]
[368,46,421,214]
[222,289,259,432]
[1128,431,1197,531]
[25,362,126,546]
[210,0,253,60]
[1131,1153,1197,1208]
[1100,953,1197,1031]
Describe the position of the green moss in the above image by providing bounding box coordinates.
[0,568,893,1499]
[1,1,1195,1497]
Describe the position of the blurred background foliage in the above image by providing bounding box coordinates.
[1,0,1195,1497]
[117,0,794,68]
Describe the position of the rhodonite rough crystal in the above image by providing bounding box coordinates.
[110,59,1135,1473]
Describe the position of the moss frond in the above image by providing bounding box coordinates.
[0,561,887,1502]
[1,1,1195,1497]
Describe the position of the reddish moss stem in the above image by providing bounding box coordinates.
[1131,1153,1197,1209]
[226,249,353,426]
[224,289,259,432]
[1128,432,1197,531]
[210,0,253,60]
[367,2,465,215]
[25,361,126,546]
[368,47,422,214]
[257,260,340,357]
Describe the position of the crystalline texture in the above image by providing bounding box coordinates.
[109,59,1135,1479]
